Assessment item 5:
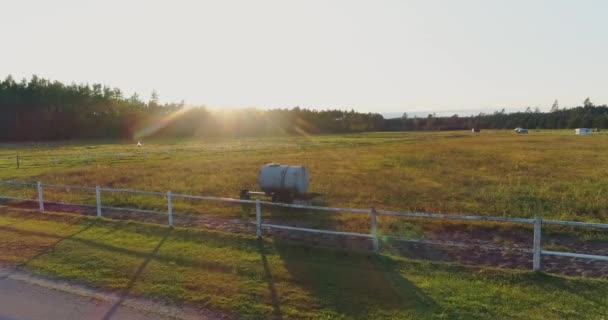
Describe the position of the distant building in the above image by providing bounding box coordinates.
[575,128,592,135]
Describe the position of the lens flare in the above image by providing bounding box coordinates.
[133,107,192,140]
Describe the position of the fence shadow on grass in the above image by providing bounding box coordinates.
[265,236,440,319]
[523,271,608,307]
[0,211,34,228]
[254,200,440,319]
[0,209,436,318]
[0,219,97,280]
[256,238,283,320]
[101,227,172,320]
[0,222,249,277]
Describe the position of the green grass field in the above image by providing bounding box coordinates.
[2,131,608,318]
[1,130,608,224]
[0,207,607,320]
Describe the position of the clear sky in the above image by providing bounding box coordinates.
[1,0,606,114]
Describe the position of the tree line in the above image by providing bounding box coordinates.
[1,76,606,141]
[384,98,608,131]
[0,76,385,141]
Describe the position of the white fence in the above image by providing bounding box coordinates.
[0,180,607,272]
[0,150,178,169]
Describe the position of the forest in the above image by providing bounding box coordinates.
[1,75,607,141]
[385,98,608,131]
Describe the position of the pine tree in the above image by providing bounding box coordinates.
[550,99,559,112]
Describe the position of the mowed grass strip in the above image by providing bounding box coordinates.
[0,207,606,319]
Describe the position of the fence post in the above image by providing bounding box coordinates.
[37,181,44,212]
[96,186,102,218]
[256,198,262,237]
[16,154,19,169]
[370,207,379,254]
[167,191,173,227]
[533,214,542,271]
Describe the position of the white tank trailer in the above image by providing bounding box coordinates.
[240,163,318,202]
[259,164,309,194]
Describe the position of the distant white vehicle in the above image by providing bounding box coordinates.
[514,127,528,134]
[575,128,592,135]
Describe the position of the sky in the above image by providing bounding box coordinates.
[1,0,607,115]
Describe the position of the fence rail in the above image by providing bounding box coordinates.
[0,149,177,169]
[0,179,607,272]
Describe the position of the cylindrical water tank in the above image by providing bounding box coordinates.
[258,164,310,195]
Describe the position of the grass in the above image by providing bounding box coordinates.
[0,207,607,319]
[2,130,608,239]
[2,131,608,220]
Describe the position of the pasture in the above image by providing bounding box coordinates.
[1,130,608,223]
[1,130,608,318]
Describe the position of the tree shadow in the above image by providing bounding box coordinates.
[101,227,171,320]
